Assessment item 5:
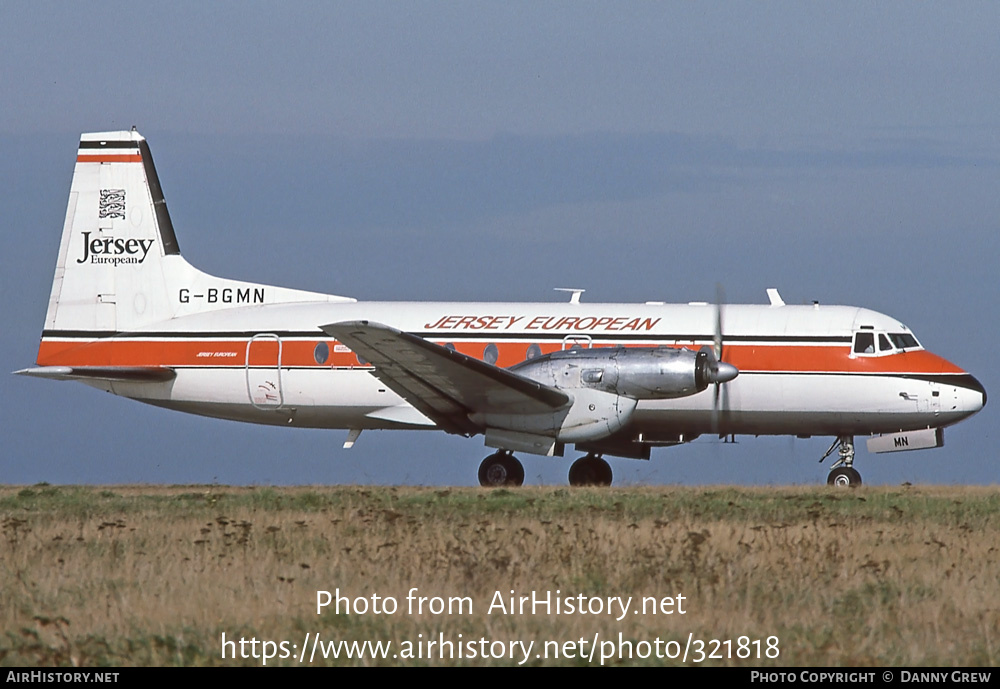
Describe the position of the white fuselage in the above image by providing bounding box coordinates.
[38,299,985,440]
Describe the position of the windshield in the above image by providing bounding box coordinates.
[889,333,920,350]
[853,330,922,356]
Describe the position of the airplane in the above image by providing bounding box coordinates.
[16,130,987,487]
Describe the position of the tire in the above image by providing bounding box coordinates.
[502,454,525,487]
[827,466,862,487]
[568,455,613,487]
[479,453,524,487]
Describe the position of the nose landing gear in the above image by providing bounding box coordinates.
[821,435,862,486]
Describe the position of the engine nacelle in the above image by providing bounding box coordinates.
[472,386,637,445]
[473,346,736,455]
[510,346,723,400]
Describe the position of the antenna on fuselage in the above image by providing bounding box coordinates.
[554,288,586,304]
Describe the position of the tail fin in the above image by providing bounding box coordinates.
[43,129,351,336]
[45,130,176,333]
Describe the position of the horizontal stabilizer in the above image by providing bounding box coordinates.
[15,366,176,382]
[320,320,570,435]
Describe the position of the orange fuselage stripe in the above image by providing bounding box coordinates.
[36,338,966,375]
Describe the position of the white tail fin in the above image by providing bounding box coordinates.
[44,129,351,336]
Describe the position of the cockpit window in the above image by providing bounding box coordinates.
[853,332,875,354]
[854,330,922,356]
[890,333,919,350]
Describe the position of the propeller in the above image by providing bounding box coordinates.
[696,345,738,387]
[709,284,737,436]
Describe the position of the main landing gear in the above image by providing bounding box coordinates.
[477,451,615,487]
[820,435,863,487]
[478,451,524,487]
[568,454,613,487]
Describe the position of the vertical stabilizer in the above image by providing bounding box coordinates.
[43,130,352,338]
[46,130,182,333]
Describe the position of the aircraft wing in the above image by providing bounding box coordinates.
[320,320,569,435]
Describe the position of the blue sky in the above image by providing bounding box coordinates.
[2,3,997,486]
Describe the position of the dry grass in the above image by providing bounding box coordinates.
[1,484,998,666]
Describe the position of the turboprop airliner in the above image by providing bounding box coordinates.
[17,130,987,487]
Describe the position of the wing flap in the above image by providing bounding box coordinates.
[364,404,437,427]
[320,321,569,435]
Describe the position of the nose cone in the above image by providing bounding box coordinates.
[967,374,987,410]
[949,374,986,419]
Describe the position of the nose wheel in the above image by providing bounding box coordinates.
[827,466,862,487]
[568,454,613,487]
[478,451,524,487]
[821,435,863,486]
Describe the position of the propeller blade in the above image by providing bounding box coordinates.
[712,380,722,437]
[710,284,734,437]
[714,283,726,360]
[720,374,731,438]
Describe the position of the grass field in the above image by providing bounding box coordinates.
[2,484,998,666]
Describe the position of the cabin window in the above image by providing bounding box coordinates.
[525,343,542,361]
[313,342,330,364]
[483,343,499,365]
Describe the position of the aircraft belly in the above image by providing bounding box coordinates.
[112,367,416,430]
[142,399,421,429]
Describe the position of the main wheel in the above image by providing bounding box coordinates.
[478,452,524,487]
[568,455,613,487]
[827,466,862,487]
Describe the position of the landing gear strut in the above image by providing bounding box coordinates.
[478,451,524,487]
[820,435,862,486]
[568,454,613,487]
